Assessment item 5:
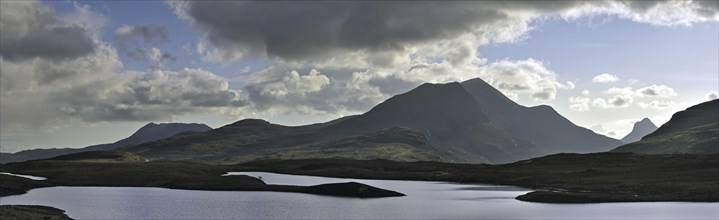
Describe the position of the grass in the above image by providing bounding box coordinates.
[0,205,72,220]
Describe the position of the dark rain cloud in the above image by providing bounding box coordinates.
[0,26,95,62]
[178,1,525,60]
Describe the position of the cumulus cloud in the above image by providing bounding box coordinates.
[129,68,247,108]
[569,96,591,112]
[592,73,620,83]
[639,100,676,110]
[113,24,173,68]
[605,87,635,96]
[562,0,719,26]
[635,84,677,98]
[592,95,633,108]
[707,91,719,100]
[478,59,570,101]
[245,68,342,114]
[0,1,95,62]
[1,1,248,135]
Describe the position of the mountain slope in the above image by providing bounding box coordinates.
[125,79,626,164]
[620,118,658,143]
[460,78,622,154]
[323,82,541,164]
[0,123,211,163]
[612,100,719,154]
[125,82,542,164]
[123,117,449,163]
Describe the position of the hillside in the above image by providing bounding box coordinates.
[44,151,148,163]
[323,82,541,163]
[122,78,628,164]
[612,100,719,154]
[125,82,542,164]
[0,123,211,163]
[461,78,622,154]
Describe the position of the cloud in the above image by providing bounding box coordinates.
[589,124,618,137]
[592,95,633,108]
[478,59,569,101]
[128,68,247,108]
[590,124,605,133]
[562,0,719,26]
[592,73,620,83]
[247,69,330,100]
[569,96,591,112]
[638,100,676,110]
[0,1,95,62]
[245,68,345,114]
[706,91,718,100]
[171,1,718,65]
[113,24,173,67]
[170,1,519,62]
[0,1,248,135]
[581,89,591,95]
[127,47,176,68]
[605,87,635,96]
[635,84,677,98]
[114,24,169,47]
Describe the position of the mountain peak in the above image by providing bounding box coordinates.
[228,119,272,127]
[635,118,656,129]
[620,118,658,143]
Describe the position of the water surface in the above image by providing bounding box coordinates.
[0,172,47,180]
[1,172,716,219]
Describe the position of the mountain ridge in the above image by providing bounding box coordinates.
[460,78,622,154]
[0,123,212,163]
[612,99,719,154]
[122,78,622,164]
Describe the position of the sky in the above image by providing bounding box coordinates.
[0,0,717,152]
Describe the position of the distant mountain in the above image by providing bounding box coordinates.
[124,82,543,164]
[323,82,541,163]
[460,78,622,154]
[0,123,211,163]
[620,118,658,143]
[125,78,623,164]
[612,100,719,154]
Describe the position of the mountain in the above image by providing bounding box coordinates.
[322,82,541,163]
[0,123,211,163]
[460,78,623,154]
[125,78,621,164]
[620,118,658,143]
[612,100,719,154]
[124,82,542,164]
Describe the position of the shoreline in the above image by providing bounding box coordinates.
[2,152,717,203]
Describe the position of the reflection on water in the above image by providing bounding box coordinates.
[1,172,717,219]
[0,172,47,180]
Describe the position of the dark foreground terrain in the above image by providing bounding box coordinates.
[0,205,72,220]
[1,151,717,203]
[0,151,403,199]
[234,152,719,203]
